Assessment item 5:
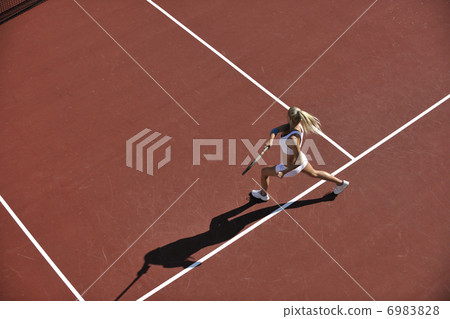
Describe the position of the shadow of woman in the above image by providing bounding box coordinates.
[115,192,336,300]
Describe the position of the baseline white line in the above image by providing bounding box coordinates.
[251,0,379,126]
[353,94,450,162]
[81,177,199,296]
[72,0,200,126]
[251,178,375,301]
[0,195,84,301]
[137,179,327,301]
[144,0,354,160]
[137,94,448,301]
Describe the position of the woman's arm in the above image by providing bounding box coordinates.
[265,123,289,148]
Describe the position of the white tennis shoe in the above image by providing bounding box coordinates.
[251,190,269,201]
[333,180,349,195]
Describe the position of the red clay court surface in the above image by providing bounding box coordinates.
[0,0,449,301]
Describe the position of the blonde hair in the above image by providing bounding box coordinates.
[288,107,321,134]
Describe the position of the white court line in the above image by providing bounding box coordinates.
[251,178,375,301]
[251,0,379,126]
[72,0,200,126]
[317,130,355,160]
[137,94,449,301]
[80,177,199,297]
[0,195,84,301]
[145,0,354,160]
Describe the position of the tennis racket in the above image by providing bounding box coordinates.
[241,145,270,175]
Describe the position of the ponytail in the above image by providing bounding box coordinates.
[299,109,321,134]
[288,107,321,134]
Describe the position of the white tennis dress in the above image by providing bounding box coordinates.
[276,126,308,177]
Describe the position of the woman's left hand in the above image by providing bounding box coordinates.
[277,171,284,179]
[264,138,274,149]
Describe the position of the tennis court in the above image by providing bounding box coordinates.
[0,0,449,301]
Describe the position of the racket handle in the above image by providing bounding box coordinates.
[241,145,270,175]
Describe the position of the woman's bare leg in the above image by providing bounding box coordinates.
[302,162,343,185]
[260,165,277,196]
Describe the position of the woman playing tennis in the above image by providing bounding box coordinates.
[251,107,349,201]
